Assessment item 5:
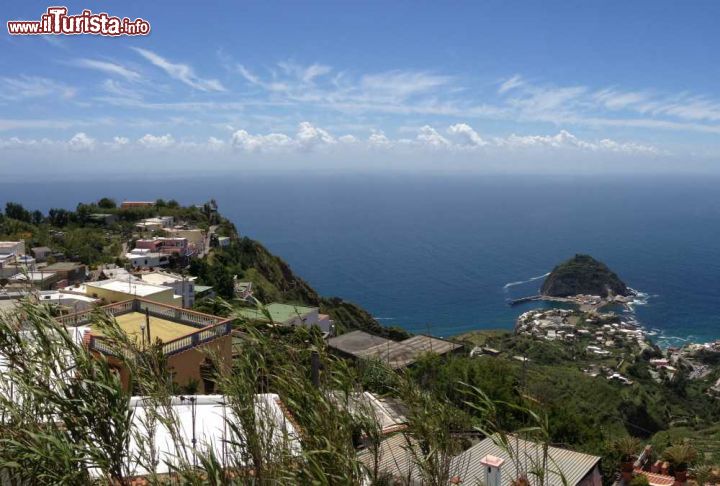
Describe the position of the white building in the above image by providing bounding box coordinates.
[37,291,99,312]
[125,248,170,268]
[139,270,196,308]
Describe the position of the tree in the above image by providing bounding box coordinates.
[5,202,31,223]
[48,208,70,227]
[97,198,116,209]
[31,210,44,225]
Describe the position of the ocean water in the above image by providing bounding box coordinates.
[2,173,720,346]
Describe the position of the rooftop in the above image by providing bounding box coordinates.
[85,278,171,297]
[140,271,196,286]
[327,330,392,355]
[235,303,317,324]
[449,435,602,486]
[44,262,85,271]
[328,331,463,369]
[93,311,198,343]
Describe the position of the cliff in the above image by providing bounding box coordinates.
[540,254,631,298]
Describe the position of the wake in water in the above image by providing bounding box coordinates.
[503,272,550,291]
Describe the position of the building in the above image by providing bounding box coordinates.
[126,248,170,268]
[38,290,99,312]
[122,394,302,477]
[139,270,196,308]
[235,303,334,334]
[0,241,25,258]
[120,201,155,209]
[217,236,231,248]
[164,227,205,254]
[30,246,52,262]
[135,216,174,231]
[448,435,602,486]
[135,237,191,257]
[74,278,181,306]
[327,330,463,369]
[43,262,87,285]
[9,271,60,290]
[0,241,26,276]
[56,298,233,393]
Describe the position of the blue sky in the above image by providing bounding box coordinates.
[2,1,720,174]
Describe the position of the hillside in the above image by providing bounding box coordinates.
[541,254,632,297]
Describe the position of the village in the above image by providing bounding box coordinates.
[0,199,718,485]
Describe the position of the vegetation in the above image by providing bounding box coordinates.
[541,254,631,297]
[0,298,554,485]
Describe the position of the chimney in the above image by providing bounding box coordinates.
[480,455,505,486]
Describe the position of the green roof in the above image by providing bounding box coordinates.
[235,303,316,324]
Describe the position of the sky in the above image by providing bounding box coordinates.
[2,0,720,175]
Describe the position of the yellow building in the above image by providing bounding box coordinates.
[73,278,181,306]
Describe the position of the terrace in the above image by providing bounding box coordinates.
[56,298,232,358]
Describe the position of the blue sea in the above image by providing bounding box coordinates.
[2,173,720,346]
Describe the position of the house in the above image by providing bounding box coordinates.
[121,394,302,477]
[0,241,25,258]
[217,236,231,248]
[164,227,205,254]
[30,246,52,262]
[56,298,233,393]
[89,213,118,225]
[327,330,463,370]
[44,262,87,285]
[235,303,334,334]
[120,201,155,209]
[9,271,60,290]
[37,290,99,312]
[126,248,170,268]
[0,241,26,276]
[74,278,182,306]
[97,264,132,281]
[446,435,603,486]
[139,270,196,308]
[234,280,253,300]
[334,391,408,436]
[135,237,191,257]
[135,216,174,231]
[194,285,215,301]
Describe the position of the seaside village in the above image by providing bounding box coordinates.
[1,199,720,485]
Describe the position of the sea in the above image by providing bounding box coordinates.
[2,172,720,347]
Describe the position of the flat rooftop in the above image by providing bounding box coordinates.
[86,279,170,296]
[328,331,463,369]
[235,303,316,324]
[327,330,392,355]
[44,262,84,271]
[94,312,197,343]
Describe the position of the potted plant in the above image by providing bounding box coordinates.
[613,436,642,483]
[662,443,698,483]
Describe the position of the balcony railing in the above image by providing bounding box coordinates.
[57,298,233,358]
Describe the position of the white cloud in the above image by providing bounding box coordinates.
[0,76,75,101]
[447,123,487,146]
[138,133,175,148]
[296,121,335,149]
[231,129,293,152]
[132,48,225,92]
[67,132,95,151]
[72,59,140,81]
[498,74,524,94]
[416,125,450,147]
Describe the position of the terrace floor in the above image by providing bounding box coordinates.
[94,312,197,344]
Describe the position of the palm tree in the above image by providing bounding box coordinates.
[663,443,698,481]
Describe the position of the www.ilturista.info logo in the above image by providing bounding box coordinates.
[7,7,150,36]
